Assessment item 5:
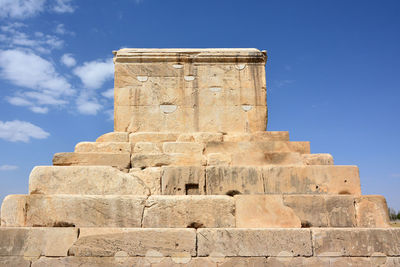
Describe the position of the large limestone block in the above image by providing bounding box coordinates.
[31,256,149,267]
[1,195,147,227]
[312,228,400,256]
[29,166,150,195]
[161,166,205,195]
[75,142,131,153]
[206,166,264,195]
[130,167,162,195]
[0,257,30,267]
[228,151,303,166]
[263,165,361,195]
[131,153,204,168]
[235,195,301,228]
[283,195,356,227]
[0,195,26,226]
[206,153,232,166]
[177,132,223,143]
[53,152,130,169]
[96,132,129,142]
[69,228,196,257]
[302,153,334,165]
[133,142,161,153]
[204,141,310,155]
[0,228,77,257]
[129,132,179,143]
[218,257,268,267]
[142,196,235,228]
[355,195,391,227]
[162,142,204,154]
[223,131,289,142]
[197,229,312,256]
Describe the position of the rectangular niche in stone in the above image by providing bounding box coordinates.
[113,48,267,133]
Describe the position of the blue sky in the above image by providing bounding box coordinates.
[0,0,399,210]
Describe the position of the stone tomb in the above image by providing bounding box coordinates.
[1,48,399,266]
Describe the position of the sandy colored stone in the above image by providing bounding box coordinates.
[218,257,268,267]
[312,228,400,256]
[31,256,150,267]
[133,142,161,153]
[207,153,232,166]
[262,165,361,195]
[197,228,312,256]
[0,257,30,267]
[235,195,301,228]
[206,166,264,195]
[162,142,204,154]
[142,196,235,228]
[153,257,217,267]
[130,167,162,195]
[53,152,130,169]
[69,228,196,257]
[29,166,150,195]
[228,151,302,166]
[131,153,204,168]
[283,195,356,227]
[75,142,131,153]
[355,195,391,227]
[96,132,129,142]
[2,195,147,227]
[161,166,205,195]
[0,228,77,257]
[302,153,334,165]
[129,132,179,143]
[223,131,289,142]
[0,195,26,227]
[204,141,310,155]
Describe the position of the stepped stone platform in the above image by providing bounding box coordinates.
[1,48,399,266]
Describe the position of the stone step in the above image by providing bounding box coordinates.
[96,132,129,142]
[204,141,310,154]
[28,165,360,196]
[1,195,388,228]
[74,142,131,153]
[52,152,131,169]
[1,227,399,264]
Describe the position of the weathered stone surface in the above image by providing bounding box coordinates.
[75,142,131,153]
[197,229,312,256]
[69,228,196,257]
[223,131,289,142]
[263,165,361,195]
[312,228,400,256]
[283,195,356,227]
[204,141,310,155]
[355,195,390,227]
[228,152,302,166]
[96,132,129,142]
[0,257,30,267]
[235,195,301,228]
[207,153,232,166]
[206,166,264,195]
[218,257,268,267]
[1,195,147,227]
[31,256,149,267]
[302,154,334,165]
[0,195,26,226]
[0,228,77,257]
[53,152,130,169]
[130,167,162,195]
[29,166,150,195]
[161,166,205,195]
[129,132,179,143]
[266,256,400,267]
[162,142,204,154]
[142,195,234,228]
[132,153,204,168]
[133,142,161,153]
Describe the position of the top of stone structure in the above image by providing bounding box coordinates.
[113,48,267,63]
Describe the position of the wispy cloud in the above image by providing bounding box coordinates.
[273,79,295,88]
[0,0,75,19]
[0,120,50,142]
[101,88,114,99]
[60,53,76,67]
[52,0,75,14]
[0,165,18,171]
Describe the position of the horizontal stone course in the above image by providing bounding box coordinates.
[96,132,129,142]
[75,142,131,153]
[53,152,131,169]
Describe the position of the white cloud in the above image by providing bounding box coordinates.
[7,96,32,106]
[0,0,46,19]
[101,88,114,99]
[60,53,76,67]
[76,95,102,115]
[52,0,74,13]
[0,120,50,142]
[0,49,73,95]
[104,109,114,121]
[0,165,18,171]
[73,58,114,89]
[30,106,49,114]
